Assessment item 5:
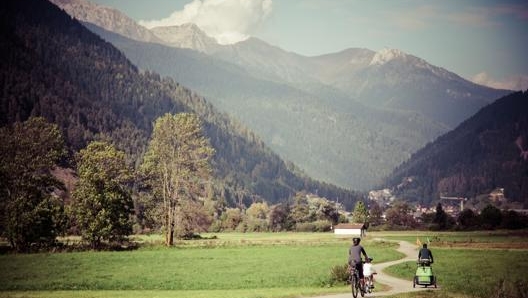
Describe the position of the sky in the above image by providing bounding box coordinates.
[89,0,528,90]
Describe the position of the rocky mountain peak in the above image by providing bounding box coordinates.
[150,23,219,54]
[48,0,161,43]
[369,48,407,66]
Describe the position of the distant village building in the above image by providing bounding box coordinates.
[489,188,506,204]
[333,223,367,237]
[368,188,395,206]
[510,209,528,215]
[439,196,468,217]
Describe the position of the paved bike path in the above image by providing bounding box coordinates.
[308,240,435,298]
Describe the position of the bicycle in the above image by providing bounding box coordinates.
[363,257,376,294]
[364,274,374,294]
[348,264,366,298]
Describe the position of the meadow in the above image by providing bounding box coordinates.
[381,230,528,298]
[0,231,527,298]
[0,233,399,298]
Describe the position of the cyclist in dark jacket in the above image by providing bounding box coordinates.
[348,237,369,285]
[418,243,434,265]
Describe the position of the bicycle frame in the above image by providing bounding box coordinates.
[349,265,365,298]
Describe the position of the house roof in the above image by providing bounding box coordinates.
[334,223,365,229]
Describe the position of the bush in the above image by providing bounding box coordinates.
[295,222,316,232]
[245,218,269,232]
[235,222,247,233]
[326,263,350,286]
[208,220,222,233]
[295,220,332,232]
[313,220,332,232]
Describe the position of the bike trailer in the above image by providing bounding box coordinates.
[413,265,436,288]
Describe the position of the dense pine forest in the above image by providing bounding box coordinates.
[384,91,528,207]
[0,0,364,250]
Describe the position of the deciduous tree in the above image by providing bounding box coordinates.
[268,203,292,231]
[290,192,312,224]
[0,117,67,252]
[385,201,417,229]
[480,204,502,229]
[72,141,134,249]
[221,207,243,231]
[245,201,270,232]
[141,113,214,245]
[368,201,384,226]
[457,209,479,230]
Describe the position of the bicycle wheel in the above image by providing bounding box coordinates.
[351,273,358,298]
[364,277,372,293]
[359,277,365,297]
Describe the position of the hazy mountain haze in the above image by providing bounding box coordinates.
[88,0,528,91]
[49,0,513,190]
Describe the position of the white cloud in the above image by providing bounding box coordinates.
[139,0,272,44]
[471,72,528,91]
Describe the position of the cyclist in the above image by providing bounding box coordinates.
[348,237,369,287]
[418,243,434,265]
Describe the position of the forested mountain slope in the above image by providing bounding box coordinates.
[86,23,450,190]
[55,0,509,190]
[0,0,361,208]
[384,91,528,206]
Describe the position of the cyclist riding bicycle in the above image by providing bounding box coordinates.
[348,237,369,287]
[418,243,434,265]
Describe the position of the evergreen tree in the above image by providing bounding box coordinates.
[432,203,449,230]
[352,201,369,224]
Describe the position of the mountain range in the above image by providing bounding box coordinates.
[49,0,510,191]
[5,0,524,210]
[1,0,360,209]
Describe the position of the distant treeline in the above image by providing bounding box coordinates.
[372,201,528,231]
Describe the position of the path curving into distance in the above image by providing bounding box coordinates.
[308,240,437,298]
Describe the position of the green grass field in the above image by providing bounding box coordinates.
[1,231,527,298]
[385,249,528,297]
[381,230,528,298]
[0,233,399,298]
[375,230,528,248]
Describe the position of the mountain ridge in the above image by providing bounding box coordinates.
[384,91,528,206]
[2,0,361,208]
[88,23,451,189]
[49,0,162,44]
[150,23,219,54]
[49,0,511,191]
